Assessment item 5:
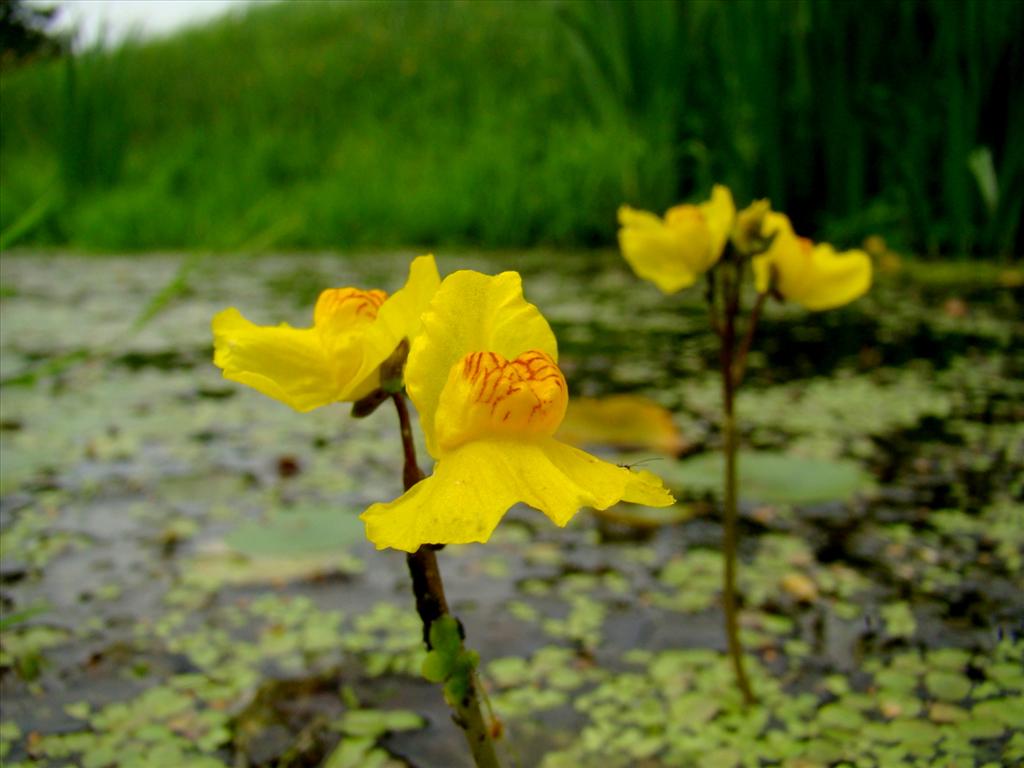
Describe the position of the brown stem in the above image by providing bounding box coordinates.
[732,291,767,388]
[390,394,502,767]
[705,270,723,337]
[716,266,756,706]
[392,392,425,490]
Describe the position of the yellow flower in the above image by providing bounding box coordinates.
[212,255,440,411]
[617,185,735,294]
[360,270,674,552]
[752,213,872,311]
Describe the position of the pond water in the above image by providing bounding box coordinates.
[0,252,1022,767]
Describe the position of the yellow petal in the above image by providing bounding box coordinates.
[406,271,558,458]
[793,245,873,311]
[617,187,735,294]
[699,184,736,268]
[368,254,441,345]
[617,205,700,294]
[755,212,800,294]
[759,214,872,310]
[212,308,353,412]
[624,468,677,506]
[346,254,442,392]
[752,255,773,294]
[360,437,674,552]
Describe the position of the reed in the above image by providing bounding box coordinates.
[1,0,1019,256]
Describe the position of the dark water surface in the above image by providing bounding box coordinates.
[0,253,1021,767]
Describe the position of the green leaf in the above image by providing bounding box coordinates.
[818,702,865,731]
[322,736,377,768]
[967,145,999,217]
[664,451,872,504]
[337,709,425,738]
[420,617,479,706]
[881,602,917,639]
[428,615,463,657]
[924,670,971,702]
[421,616,464,683]
[958,716,1004,740]
[421,651,452,684]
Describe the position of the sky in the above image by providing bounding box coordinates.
[30,0,254,49]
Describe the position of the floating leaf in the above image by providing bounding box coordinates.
[928,702,968,723]
[973,697,1024,730]
[881,602,917,640]
[958,716,1004,740]
[225,506,365,557]
[818,702,865,731]
[181,507,367,588]
[924,670,971,702]
[663,451,872,504]
[335,709,425,738]
[322,736,392,768]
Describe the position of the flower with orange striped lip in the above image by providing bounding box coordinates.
[360,270,674,552]
[617,185,735,294]
[212,255,440,412]
[752,213,872,311]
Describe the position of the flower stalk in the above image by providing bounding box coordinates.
[710,262,756,706]
[618,186,872,709]
[391,393,502,768]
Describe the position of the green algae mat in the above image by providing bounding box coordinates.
[1,252,1022,767]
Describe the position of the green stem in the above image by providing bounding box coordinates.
[716,268,756,706]
[391,394,503,768]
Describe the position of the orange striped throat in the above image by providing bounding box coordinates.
[314,288,387,336]
[434,350,568,452]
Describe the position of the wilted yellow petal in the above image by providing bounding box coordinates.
[556,394,685,454]
[212,308,365,412]
[360,437,674,552]
[406,270,558,458]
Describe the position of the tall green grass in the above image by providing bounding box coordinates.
[1,0,1020,255]
[560,0,1024,257]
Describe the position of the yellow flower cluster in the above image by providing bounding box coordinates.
[617,186,872,310]
[212,258,673,553]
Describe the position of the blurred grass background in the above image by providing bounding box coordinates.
[1,0,1022,256]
